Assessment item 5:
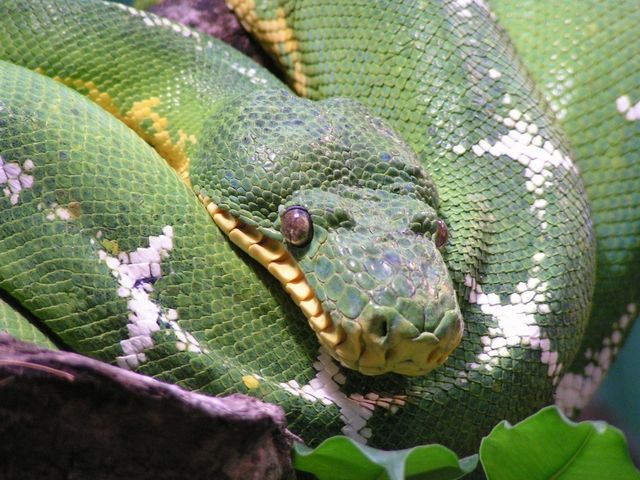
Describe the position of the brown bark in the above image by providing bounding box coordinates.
[0,334,295,479]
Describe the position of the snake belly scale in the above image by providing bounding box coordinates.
[0,0,637,455]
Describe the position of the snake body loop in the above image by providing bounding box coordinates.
[0,0,638,454]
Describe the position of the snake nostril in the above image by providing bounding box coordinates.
[368,312,390,339]
[379,319,389,338]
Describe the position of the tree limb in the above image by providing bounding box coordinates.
[0,334,296,479]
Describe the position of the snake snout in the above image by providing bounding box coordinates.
[277,193,466,377]
[308,228,464,376]
[319,293,464,376]
[361,299,463,376]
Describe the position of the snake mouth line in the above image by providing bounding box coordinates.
[199,195,345,347]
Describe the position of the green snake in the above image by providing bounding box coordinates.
[0,0,638,456]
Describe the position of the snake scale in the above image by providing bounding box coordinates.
[0,0,638,456]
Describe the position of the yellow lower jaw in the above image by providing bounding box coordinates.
[199,195,341,341]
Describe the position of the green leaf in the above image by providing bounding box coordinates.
[294,436,478,480]
[480,405,640,480]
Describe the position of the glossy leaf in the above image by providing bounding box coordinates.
[294,435,478,480]
[480,406,640,479]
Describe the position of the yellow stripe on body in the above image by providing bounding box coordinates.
[35,68,195,183]
[126,97,196,182]
[226,0,308,96]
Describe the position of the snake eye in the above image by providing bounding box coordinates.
[434,219,448,249]
[281,206,313,247]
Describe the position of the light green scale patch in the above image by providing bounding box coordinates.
[0,297,57,349]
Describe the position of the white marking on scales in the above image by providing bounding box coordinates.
[464,273,561,379]
[43,202,74,221]
[230,63,269,86]
[471,109,577,232]
[488,68,502,79]
[555,303,637,415]
[544,63,575,121]
[454,0,490,12]
[97,226,205,370]
[110,1,200,40]
[279,348,374,443]
[0,156,34,205]
[616,95,640,121]
[452,144,467,155]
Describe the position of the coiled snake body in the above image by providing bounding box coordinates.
[0,0,638,454]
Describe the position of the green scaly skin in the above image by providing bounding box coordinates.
[488,0,640,412]
[0,298,56,349]
[0,0,637,456]
[193,89,462,375]
[232,0,639,421]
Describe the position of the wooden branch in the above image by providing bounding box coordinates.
[0,334,295,479]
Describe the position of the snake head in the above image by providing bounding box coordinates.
[277,186,462,375]
[192,89,463,376]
